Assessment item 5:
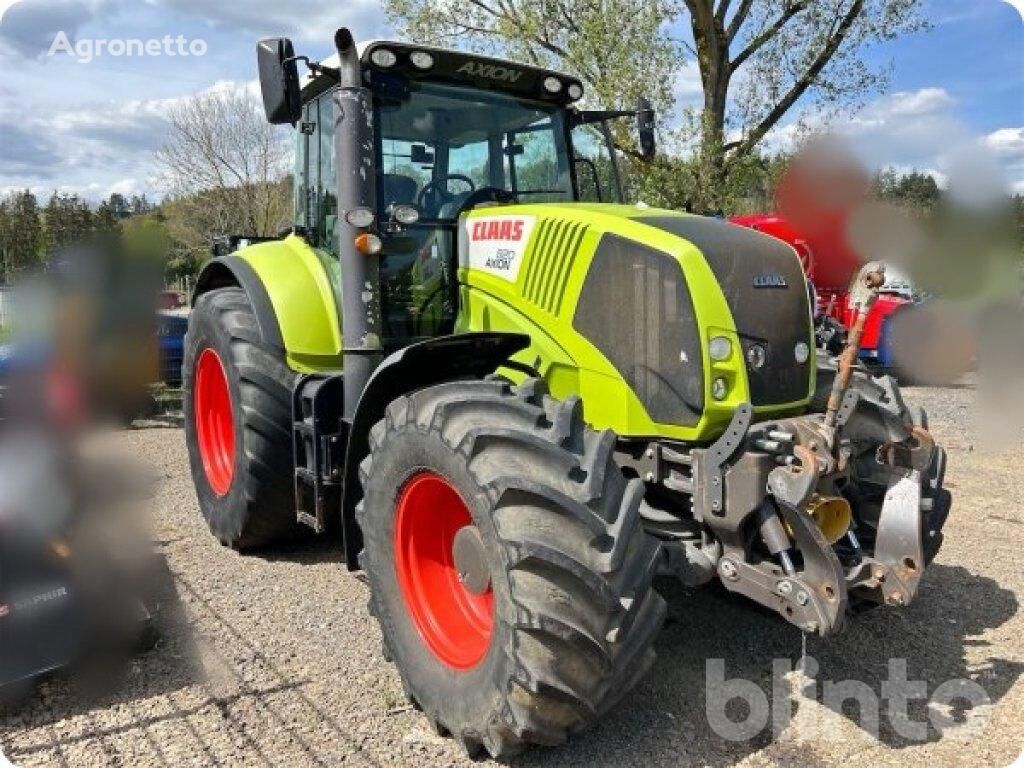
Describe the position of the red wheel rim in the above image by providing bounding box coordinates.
[394,472,494,669]
[194,348,235,496]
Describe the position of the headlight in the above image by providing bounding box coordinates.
[746,343,767,370]
[392,204,420,225]
[567,83,584,101]
[711,377,728,401]
[345,207,375,228]
[708,336,732,362]
[370,48,397,68]
[542,76,563,94]
[409,51,434,70]
[794,341,810,364]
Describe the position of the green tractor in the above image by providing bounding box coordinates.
[184,28,950,758]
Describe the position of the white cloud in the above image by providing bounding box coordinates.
[143,0,389,43]
[979,127,1024,197]
[982,127,1024,157]
[874,87,956,118]
[756,87,1023,194]
[0,0,384,200]
[0,77,268,201]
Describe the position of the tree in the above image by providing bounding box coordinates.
[0,200,8,284]
[687,1,924,207]
[387,0,926,209]
[41,192,94,255]
[385,0,683,157]
[1014,194,1024,250]
[874,169,941,213]
[108,193,131,219]
[121,210,202,281]
[94,200,119,233]
[130,194,153,216]
[156,89,291,246]
[0,190,42,280]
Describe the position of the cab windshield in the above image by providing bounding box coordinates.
[376,80,577,221]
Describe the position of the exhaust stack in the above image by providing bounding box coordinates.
[331,28,383,420]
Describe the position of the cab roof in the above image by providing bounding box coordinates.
[299,40,583,107]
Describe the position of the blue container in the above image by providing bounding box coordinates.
[157,311,189,386]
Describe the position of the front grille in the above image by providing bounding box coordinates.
[523,218,588,314]
[573,234,703,426]
[637,215,812,406]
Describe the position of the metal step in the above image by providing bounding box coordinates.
[292,373,345,534]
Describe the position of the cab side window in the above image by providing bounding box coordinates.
[293,94,338,255]
[505,120,571,201]
[316,97,337,252]
[293,103,312,229]
[571,122,622,203]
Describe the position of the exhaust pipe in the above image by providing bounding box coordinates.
[334,28,361,88]
[331,28,383,420]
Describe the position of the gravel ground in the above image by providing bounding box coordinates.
[2,382,1023,767]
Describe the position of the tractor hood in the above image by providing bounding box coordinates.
[457,203,814,441]
[632,213,814,407]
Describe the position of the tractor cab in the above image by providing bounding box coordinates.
[266,37,653,346]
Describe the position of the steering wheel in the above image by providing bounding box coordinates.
[441,187,517,219]
[417,174,476,212]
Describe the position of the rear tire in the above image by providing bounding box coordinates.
[184,287,299,549]
[357,377,666,758]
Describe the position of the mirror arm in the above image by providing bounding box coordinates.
[283,55,340,80]
[572,109,636,126]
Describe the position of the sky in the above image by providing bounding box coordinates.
[0,0,1020,203]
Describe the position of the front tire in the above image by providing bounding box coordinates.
[183,287,299,549]
[357,378,665,758]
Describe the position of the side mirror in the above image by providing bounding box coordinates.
[637,97,656,161]
[257,38,301,125]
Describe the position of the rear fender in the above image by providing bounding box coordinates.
[193,235,343,373]
[193,256,284,352]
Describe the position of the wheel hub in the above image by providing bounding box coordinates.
[452,525,491,595]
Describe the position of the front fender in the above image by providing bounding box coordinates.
[340,331,530,566]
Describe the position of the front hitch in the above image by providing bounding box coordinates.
[767,446,847,635]
[692,391,949,637]
[715,445,847,636]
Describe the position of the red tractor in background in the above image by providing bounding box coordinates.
[730,212,916,371]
